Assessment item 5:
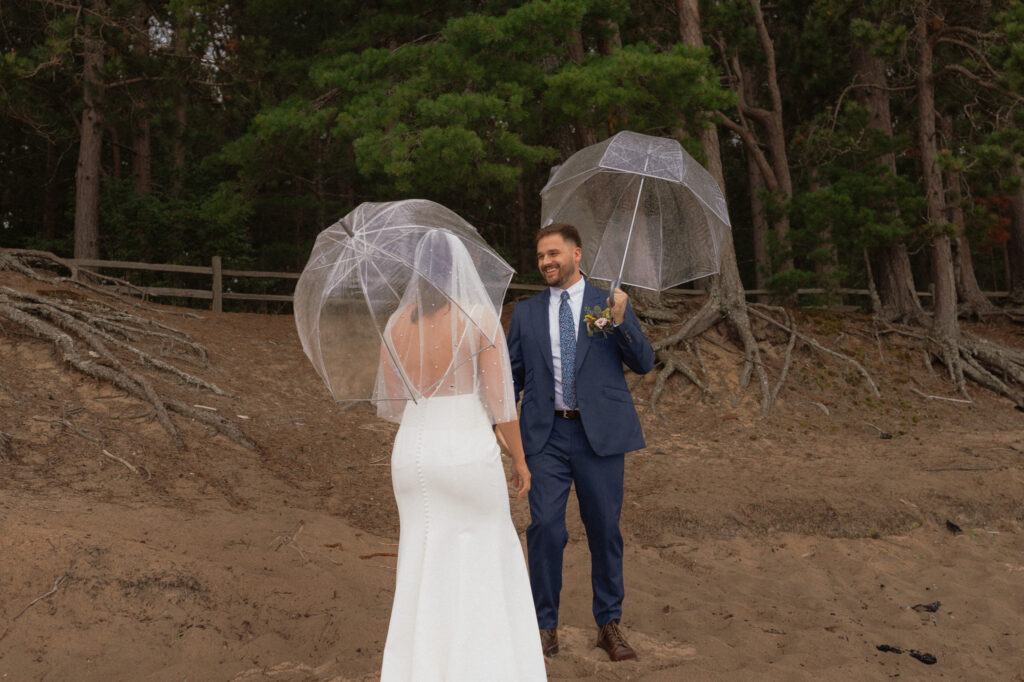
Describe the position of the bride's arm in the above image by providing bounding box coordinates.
[495,420,530,500]
[475,320,530,500]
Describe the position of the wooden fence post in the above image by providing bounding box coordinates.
[211,255,223,313]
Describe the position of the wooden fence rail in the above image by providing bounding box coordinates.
[68,256,1008,313]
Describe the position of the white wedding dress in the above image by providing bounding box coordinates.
[374,230,546,681]
[380,393,547,681]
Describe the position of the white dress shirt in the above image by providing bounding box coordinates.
[548,277,586,411]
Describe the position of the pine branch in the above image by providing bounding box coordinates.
[934,37,1001,78]
[936,64,1024,103]
[713,112,780,194]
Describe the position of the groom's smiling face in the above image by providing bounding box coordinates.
[537,234,582,289]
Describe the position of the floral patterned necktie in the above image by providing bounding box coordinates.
[559,290,577,409]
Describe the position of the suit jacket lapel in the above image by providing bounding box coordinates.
[574,282,607,371]
[532,291,554,376]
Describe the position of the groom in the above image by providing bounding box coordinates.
[507,223,654,662]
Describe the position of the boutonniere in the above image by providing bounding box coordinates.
[584,304,614,337]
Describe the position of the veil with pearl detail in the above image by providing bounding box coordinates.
[372,229,517,426]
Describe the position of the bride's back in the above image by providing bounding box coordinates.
[372,229,516,425]
[385,303,480,399]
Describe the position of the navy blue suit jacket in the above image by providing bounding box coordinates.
[507,281,655,457]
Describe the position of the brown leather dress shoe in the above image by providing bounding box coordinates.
[596,620,638,662]
[539,628,559,656]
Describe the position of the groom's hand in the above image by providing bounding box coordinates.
[607,287,628,326]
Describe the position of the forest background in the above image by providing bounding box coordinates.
[3,0,1024,329]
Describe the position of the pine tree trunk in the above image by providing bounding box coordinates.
[739,69,770,295]
[130,5,152,194]
[170,12,189,197]
[566,28,597,148]
[746,0,794,273]
[916,3,963,390]
[42,142,60,241]
[108,125,121,180]
[74,12,105,260]
[515,179,531,273]
[677,0,771,411]
[952,234,993,313]
[808,168,838,283]
[717,4,794,282]
[595,19,621,55]
[748,151,770,293]
[131,4,152,196]
[939,115,993,314]
[131,118,152,194]
[852,42,925,321]
[871,243,923,322]
[1008,163,1024,304]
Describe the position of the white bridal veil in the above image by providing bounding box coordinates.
[372,229,517,425]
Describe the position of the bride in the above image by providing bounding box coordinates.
[374,230,547,681]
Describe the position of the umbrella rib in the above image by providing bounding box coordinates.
[615,175,645,288]
[542,166,603,192]
[546,168,730,230]
[644,178,666,290]
[688,188,731,228]
[363,258,420,402]
[363,247,506,404]
[299,212,514,405]
[588,175,643,284]
[368,222,488,249]
[360,202,405,233]
[546,165,689,192]
[353,233,511,314]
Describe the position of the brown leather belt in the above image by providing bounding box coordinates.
[555,409,581,420]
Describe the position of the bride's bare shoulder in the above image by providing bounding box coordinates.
[385,305,417,335]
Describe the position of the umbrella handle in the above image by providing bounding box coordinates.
[613,175,644,294]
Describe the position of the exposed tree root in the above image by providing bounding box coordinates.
[880,322,1024,408]
[638,283,771,414]
[636,306,682,324]
[749,304,881,398]
[2,287,212,367]
[0,300,186,449]
[648,351,678,417]
[1,248,147,300]
[769,307,797,407]
[635,275,1024,416]
[633,278,1023,417]
[163,397,260,451]
[909,387,972,404]
[956,299,999,321]
[0,248,201,319]
[648,347,712,419]
[0,251,257,452]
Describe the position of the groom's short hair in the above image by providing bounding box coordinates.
[535,223,582,249]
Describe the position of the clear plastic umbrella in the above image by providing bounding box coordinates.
[540,130,730,291]
[293,199,514,408]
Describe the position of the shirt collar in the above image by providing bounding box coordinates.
[549,276,586,302]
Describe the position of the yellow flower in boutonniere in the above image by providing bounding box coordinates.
[584,304,613,337]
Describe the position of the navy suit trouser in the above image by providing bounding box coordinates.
[526,415,625,629]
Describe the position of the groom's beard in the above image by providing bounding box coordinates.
[542,261,577,289]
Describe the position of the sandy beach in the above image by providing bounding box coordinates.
[2,280,1022,680]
